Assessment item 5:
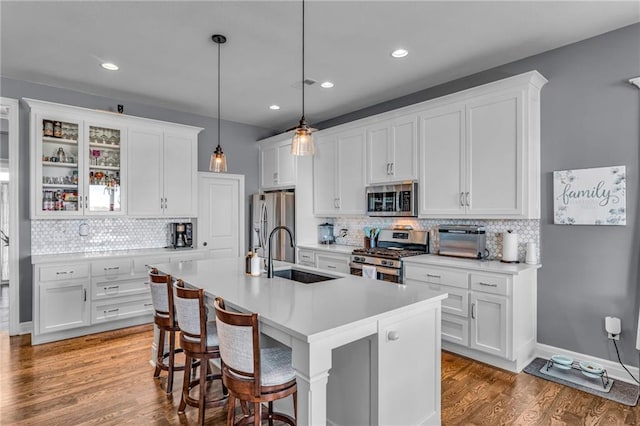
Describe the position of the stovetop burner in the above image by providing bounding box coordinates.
[352,247,426,260]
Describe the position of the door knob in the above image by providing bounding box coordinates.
[387,330,400,341]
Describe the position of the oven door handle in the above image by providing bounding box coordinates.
[349,263,400,276]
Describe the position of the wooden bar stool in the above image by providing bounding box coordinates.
[149,268,185,395]
[214,297,297,426]
[173,280,228,425]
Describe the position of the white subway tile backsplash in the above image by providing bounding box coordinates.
[330,217,540,263]
[31,218,190,255]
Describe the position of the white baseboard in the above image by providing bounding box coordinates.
[536,342,639,385]
[19,321,33,336]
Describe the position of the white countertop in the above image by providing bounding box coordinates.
[296,243,357,255]
[403,254,541,275]
[155,257,446,343]
[31,247,209,264]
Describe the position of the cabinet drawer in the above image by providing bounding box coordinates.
[92,277,150,300]
[442,313,469,346]
[407,280,469,317]
[132,256,171,274]
[316,254,350,274]
[297,250,316,265]
[170,251,207,263]
[91,259,132,278]
[404,265,469,289]
[39,263,90,282]
[470,273,510,296]
[91,295,154,324]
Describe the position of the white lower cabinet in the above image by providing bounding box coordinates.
[404,259,537,372]
[296,249,316,267]
[316,253,350,274]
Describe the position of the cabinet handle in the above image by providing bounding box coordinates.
[471,302,476,319]
[466,192,470,207]
[85,195,88,209]
[273,172,278,183]
[56,270,72,275]
[144,303,153,307]
[387,330,400,341]
[83,289,87,302]
[164,197,168,209]
[144,281,150,286]
[336,198,341,209]
[104,308,119,315]
[426,274,441,279]
[460,192,465,207]
[479,282,497,287]
[386,163,390,175]
[104,266,120,271]
[390,162,394,175]
[327,265,336,269]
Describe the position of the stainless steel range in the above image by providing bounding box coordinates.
[350,229,429,284]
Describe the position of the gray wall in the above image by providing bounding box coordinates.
[317,23,640,365]
[0,76,270,323]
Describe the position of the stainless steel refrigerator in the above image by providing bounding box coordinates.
[251,191,295,262]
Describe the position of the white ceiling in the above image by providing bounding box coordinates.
[1,1,638,132]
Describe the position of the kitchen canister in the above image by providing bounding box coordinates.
[501,230,519,263]
[525,242,537,265]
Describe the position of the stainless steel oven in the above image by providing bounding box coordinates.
[366,182,417,217]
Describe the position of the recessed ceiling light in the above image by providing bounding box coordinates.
[269,105,281,110]
[101,62,119,71]
[320,81,334,89]
[391,49,408,58]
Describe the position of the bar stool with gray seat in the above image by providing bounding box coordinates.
[214,297,297,426]
[173,279,228,425]
[148,268,185,395]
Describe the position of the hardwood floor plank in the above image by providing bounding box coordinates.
[2,327,638,425]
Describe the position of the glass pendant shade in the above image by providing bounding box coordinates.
[209,145,227,173]
[291,120,315,156]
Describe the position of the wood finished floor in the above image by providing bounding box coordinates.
[1,324,637,425]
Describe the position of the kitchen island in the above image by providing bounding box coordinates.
[156,257,447,426]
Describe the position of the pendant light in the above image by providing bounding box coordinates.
[210,34,228,172]
[291,0,315,156]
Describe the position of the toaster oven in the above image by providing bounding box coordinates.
[438,225,487,259]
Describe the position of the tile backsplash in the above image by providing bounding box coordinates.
[31,218,190,255]
[329,217,540,263]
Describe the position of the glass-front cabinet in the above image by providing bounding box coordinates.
[32,109,126,218]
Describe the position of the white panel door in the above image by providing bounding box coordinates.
[164,132,197,217]
[366,124,391,184]
[39,280,89,334]
[466,91,523,216]
[313,134,339,215]
[470,292,509,358]
[197,174,242,259]
[390,115,418,182]
[127,127,163,216]
[337,129,366,214]
[419,105,466,216]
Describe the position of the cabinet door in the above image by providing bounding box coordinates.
[128,127,164,216]
[470,292,509,358]
[390,115,418,182]
[164,132,197,216]
[85,121,126,215]
[337,129,366,214]
[260,144,278,189]
[366,124,391,184]
[466,91,523,216]
[419,105,466,216]
[276,141,296,187]
[313,134,339,215]
[39,280,89,334]
[198,174,241,259]
[33,112,84,218]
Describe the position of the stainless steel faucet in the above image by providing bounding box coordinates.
[267,226,295,278]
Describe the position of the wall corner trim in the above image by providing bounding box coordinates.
[629,77,640,89]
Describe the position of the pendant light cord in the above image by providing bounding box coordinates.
[301,0,305,120]
[217,38,221,150]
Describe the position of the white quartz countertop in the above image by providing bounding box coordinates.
[296,243,357,255]
[156,257,446,343]
[31,247,209,264]
[403,254,541,275]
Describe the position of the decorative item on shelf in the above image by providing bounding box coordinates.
[290,0,316,156]
[43,120,54,137]
[56,147,66,163]
[209,34,228,173]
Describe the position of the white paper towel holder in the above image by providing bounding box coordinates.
[500,230,520,264]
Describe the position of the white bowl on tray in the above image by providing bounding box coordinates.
[551,354,573,369]
[579,361,604,378]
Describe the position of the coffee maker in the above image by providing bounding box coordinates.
[169,222,193,249]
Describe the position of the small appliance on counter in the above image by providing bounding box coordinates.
[438,225,487,259]
[318,223,335,245]
[169,222,193,249]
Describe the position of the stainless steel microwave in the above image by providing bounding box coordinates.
[366,182,418,217]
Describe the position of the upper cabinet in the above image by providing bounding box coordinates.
[366,115,418,184]
[419,71,546,219]
[26,99,202,219]
[313,127,366,216]
[259,133,297,190]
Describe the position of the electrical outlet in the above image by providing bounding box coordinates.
[605,316,621,340]
[608,332,620,340]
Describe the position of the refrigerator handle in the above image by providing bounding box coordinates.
[261,201,268,249]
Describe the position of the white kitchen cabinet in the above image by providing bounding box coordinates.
[316,252,350,274]
[366,115,418,184]
[128,126,199,217]
[259,133,297,190]
[35,263,90,336]
[296,249,316,267]
[403,258,538,372]
[313,127,366,216]
[418,71,546,219]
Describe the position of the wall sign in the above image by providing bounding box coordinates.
[553,166,626,225]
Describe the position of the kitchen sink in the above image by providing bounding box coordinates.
[273,268,337,284]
